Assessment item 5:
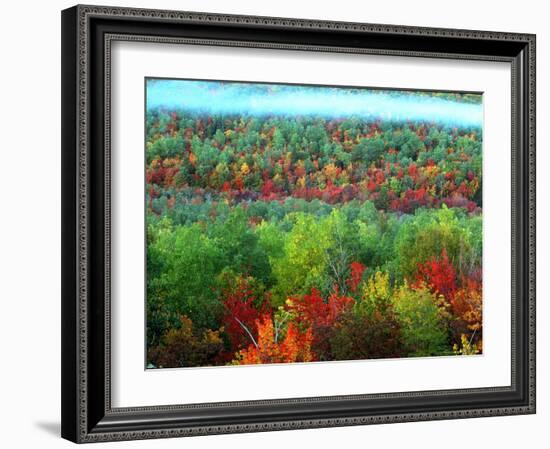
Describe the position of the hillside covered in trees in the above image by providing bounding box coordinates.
[146,80,483,368]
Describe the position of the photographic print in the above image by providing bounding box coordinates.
[145,78,483,369]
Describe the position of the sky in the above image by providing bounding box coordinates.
[146,78,483,128]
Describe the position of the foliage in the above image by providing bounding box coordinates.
[394,206,475,279]
[146,111,482,214]
[413,248,457,300]
[392,284,450,356]
[453,333,482,355]
[146,220,224,334]
[347,261,367,293]
[286,286,353,359]
[232,315,314,364]
[145,102,483,367]
[330,272,403,360]
[220,274,270,349]
[270,213,333,304]
[148,316,224,368]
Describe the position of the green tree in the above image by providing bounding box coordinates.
[392,284,449,356]
[271,212,333,304]
[394,206,474,279]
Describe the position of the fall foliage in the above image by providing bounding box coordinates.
[146,80,483,368]
[233,316,314,364]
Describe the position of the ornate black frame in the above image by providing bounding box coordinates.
[61,4,536,443]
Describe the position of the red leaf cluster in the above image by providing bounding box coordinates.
[221,276,269,349]
[288,287,352,330]
[413,249,457,301]
[347,261,367,293]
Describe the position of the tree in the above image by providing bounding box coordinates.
[413,248,457,301]
[448,274,482,352]
[323,210,358,293]
[347,261,367,293]
[232,315,314,364]
[148,316,224,368]
[147,221,224,332]
[329,307,403,360]
[270,213,333,304]
[394,206,474,280]
[327,271,403,360]
[207,208,271,284]
[220,274,270,350]
[392,283,450,356]
[286,285,353,359]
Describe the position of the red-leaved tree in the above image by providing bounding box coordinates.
[347,261,367,293]
[413,249,457,301]
[220,276,270,351]
[287,286,353,359]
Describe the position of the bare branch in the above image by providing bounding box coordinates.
[274,312,289,343]
[234,316,258,348]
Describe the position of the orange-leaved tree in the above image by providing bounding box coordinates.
[233,314,314,364]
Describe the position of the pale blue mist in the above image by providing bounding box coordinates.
[146,79,482,128]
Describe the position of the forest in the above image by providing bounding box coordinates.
[145,81,483,368]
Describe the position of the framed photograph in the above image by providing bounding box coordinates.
[61,4,536,443]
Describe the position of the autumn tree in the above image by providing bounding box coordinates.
[232,315,314,364]
[220,274,270,350]
[413,248,457,301]
[148,316,224,368]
